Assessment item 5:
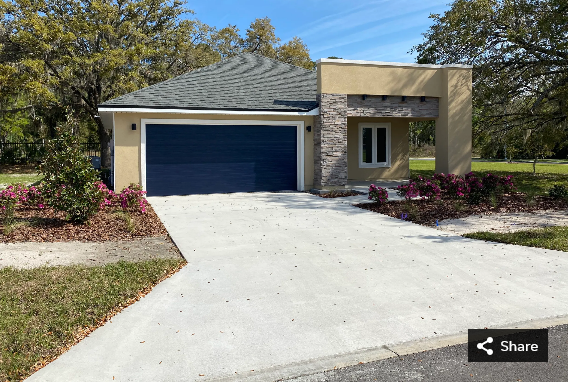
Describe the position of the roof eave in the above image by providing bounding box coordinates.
[97,106,320,116]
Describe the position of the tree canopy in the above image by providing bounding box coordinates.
[0,1,314,167]
[412,0,568,159]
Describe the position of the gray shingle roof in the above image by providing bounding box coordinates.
[100,53,318,112]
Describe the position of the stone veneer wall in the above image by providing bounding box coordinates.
[315,94,439,187]
[313,93,348,187]
[346,96,439,118]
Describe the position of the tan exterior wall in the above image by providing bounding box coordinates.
[347,117,409,181]
[318,60,472,177]
[435,68,472,175]
[317,62,443,97]
[110,112,314,192]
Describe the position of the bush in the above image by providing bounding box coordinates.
[39,131,103,222]
[0,184,46,233]
[368,184,389,204]
[548,184,568,200]
[117,183,148,213]
[396,183,419,200]
[396,172,515,204]
[94,181,148,213]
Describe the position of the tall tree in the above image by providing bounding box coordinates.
[243,17,280,58]
[412,0,568,159]
[277,36,314,70]
[0,0,216,167]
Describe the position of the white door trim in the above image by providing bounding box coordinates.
[140,118,305,193]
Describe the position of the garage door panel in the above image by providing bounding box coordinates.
[146,162,256,196]
[145,124,298,196]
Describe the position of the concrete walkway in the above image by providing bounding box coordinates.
[27,193,567,382]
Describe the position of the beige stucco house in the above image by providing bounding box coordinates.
[98,53,472,196]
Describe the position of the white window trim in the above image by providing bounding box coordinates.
[358,122,391,168]
[140,118,305,192]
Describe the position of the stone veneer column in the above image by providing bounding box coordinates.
[313,93,348,187]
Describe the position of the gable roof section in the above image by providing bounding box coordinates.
[99,53,318,113]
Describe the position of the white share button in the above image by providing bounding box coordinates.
[477,336,494,355]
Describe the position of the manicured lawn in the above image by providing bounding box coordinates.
[410,160,568,195]
[0,173,43,187]
[0,259,186,381]
[464,226,568,252]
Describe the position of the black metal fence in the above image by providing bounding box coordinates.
[0,142,100,164]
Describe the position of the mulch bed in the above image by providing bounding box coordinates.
[356,193,568,226]
[316,191,364,198]
[0,205,167,242]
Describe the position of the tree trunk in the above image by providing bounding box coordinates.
[95,117,112,169]
[533,156,537,174]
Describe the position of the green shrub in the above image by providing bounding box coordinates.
[548,184,568,200]
[39,130,103,222]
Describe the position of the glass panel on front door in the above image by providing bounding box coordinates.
[362,127,373,163]
[376,128,387,163]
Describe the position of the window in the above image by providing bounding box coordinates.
[358,123,391,168]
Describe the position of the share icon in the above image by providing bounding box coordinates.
[477,336,494,355]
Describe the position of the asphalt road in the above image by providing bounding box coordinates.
[289,325,568,382]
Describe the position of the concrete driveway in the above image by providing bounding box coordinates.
[28,192,567,381]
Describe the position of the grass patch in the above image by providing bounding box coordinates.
[410,160,568,195]
[0,173,43,187]
[0,259,186,381]
[464,226,568,252]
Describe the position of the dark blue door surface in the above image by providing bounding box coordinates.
[145,124,297,196]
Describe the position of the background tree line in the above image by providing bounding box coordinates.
[0,0,313,167]
[0,0,566,168]
[411,0,568,162]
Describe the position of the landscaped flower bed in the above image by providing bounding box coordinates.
[357,193,567,226]
[357,172,567,226]
[315,190,364,198]
[0,182,165,242]
[0,131,167,242]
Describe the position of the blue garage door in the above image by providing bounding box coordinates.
[145,124,298,196]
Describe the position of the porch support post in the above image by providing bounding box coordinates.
[313,93,349,187]
[435,67,472,175]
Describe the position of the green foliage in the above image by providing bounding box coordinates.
[0,5,314,166]
[464,226,568,252]
[548,184,568,200]
[277,36,314,70]
[412,0,568,160]
[39,130,102,222]
[243,16,280,58]
[409,120,435,148]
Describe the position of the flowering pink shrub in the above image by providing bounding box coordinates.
[95,181,117,210]
[0,181,149,219]
[396,175,441,200]
[368,184,389,204]
[396,172,515,204]
[117,184,148,213]
[0,184,45,211]
[92,182,148,213]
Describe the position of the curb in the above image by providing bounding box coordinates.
[212,315,568,382]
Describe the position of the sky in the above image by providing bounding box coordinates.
[190,0,452,63]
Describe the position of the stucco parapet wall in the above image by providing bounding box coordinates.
[315,58,472,69]
[346,95,439,118]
